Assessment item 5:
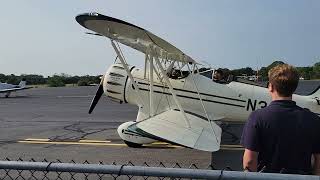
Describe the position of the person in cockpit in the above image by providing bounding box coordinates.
[167,68,180,79]
[212,69,226,83]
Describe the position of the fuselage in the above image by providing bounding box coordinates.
[103,63,320,123]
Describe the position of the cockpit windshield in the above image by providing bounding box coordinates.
[196,68,231,84]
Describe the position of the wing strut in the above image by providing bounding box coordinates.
[111,40,145,108]
[152,49,191,128]
[144,52,148,79]
[149,54,155,117]
[187,63,219,144]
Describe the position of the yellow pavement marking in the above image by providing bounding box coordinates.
[24,139,111,143]
[19,138,243,150]
[18,140,127,146]
[25,138,50,141]
[18,139,180,148]
[145,144,183,148]
[150,142,183,148]
[79,140,111,143]
[151,142,169,145]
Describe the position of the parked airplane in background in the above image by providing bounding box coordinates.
[0,79,31,98]
[76,12,320,152]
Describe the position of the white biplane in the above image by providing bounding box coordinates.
[76,13,320,152]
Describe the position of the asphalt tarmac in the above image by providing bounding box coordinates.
[0,86,244,170]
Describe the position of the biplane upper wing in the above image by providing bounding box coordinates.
[76,12,196,63]
[135,109,222,152]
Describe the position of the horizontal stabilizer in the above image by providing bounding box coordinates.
[136,110,222,152]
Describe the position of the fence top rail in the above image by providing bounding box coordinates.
[0,160,319,180]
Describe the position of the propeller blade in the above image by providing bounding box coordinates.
[88,75,105,114]
[85,32,103,36]
[88,84,104,114]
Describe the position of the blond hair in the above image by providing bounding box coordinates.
[268,64,299,97]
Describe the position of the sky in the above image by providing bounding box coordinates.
[0,1,319,76]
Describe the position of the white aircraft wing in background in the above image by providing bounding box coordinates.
[0,87,31,93]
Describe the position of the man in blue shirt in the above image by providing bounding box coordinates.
[241,64,320,175]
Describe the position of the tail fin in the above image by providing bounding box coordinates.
[18,79,26,88]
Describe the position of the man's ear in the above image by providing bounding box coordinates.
[268,82,273,93]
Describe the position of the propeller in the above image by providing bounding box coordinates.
[85,32,103,36]
[88,75,105,114]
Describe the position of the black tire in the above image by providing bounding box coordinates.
[124,140,143,148]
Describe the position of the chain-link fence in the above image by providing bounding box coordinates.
[0,157,215,180]
[0,158,319,180]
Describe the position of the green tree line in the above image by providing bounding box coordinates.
[0,73,101,87]
[230,61,320,81]
[1,61,319,87]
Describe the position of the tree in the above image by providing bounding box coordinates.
[231,67,255,76]
[297,67,313,80]
[0,74,6,82]
[7,74,19,84]
[312,62,320,79]
[47,75,65,87]
[77,79,89,86]
[257,61,285,81]
[20,74,46,85]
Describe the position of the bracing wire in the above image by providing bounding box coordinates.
[116,41,128,65]
[187,63,220,145]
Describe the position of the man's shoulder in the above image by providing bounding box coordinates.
[250,106,271,118]
[247,108,267,124]
[300,107,320,121]
[248,105,280,125]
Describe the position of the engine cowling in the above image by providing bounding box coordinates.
[103,64,129,103]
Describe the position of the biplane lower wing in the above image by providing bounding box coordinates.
[135,110,222,152]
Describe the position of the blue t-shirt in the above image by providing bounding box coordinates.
[241,100,320,172]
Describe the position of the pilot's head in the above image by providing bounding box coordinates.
[213,69,223,81]
[268,64,299,99]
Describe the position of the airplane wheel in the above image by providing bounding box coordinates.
[124,140,143,148]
